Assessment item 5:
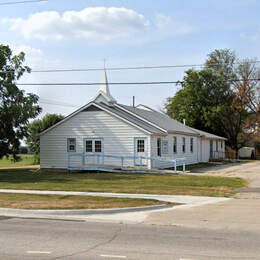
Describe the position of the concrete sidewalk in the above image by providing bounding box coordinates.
[0,189,230,223]
[145,198,260,232]
[0,188,229,205]
[145,162,260,231]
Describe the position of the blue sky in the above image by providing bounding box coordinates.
[1,0,260,116]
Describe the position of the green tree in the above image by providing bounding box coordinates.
[206,49,260,114]
[26,113,64,163]
[235,58,260,114]
[165,49,250,157]
[0,44,41,161]
[206,49,259,155]
[205,49,237,79]
[165,68,231,137]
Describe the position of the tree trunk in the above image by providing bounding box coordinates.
[235,149,239,159]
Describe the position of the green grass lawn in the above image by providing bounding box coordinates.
[0,168,247,197]
[0,193,170,210]
[0,154,35,168]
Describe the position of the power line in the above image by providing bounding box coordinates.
[16,78,260,86]
[29,60,260,73]
[39,98,79,108]
[1,61,260,74]
[39,100,79,108]
[18,81,178,86]
[0,0,47,5]
[31,64,210,73]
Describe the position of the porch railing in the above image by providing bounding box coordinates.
[67,153,186,173]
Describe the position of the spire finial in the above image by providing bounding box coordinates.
[92,63,117,105]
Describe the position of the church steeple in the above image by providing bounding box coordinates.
[92,68,117,105]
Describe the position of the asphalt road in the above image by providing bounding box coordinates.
[0,216,259,260]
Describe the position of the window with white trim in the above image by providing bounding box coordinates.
[85,140,93,152]
[95,140,102,153]
[216,141,218,152]
[190,138,193,153]
[173,136,177,153]
[67,138,76,152]
[162,140,168,154]
[85,139,103,153]
[221,141,223,149]
[157,138,161,157]
[137,139,145,153]
[182,137,186,153]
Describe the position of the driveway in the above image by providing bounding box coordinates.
[190,161,260,184]
[190,161,260,198]
[145,161,260,231]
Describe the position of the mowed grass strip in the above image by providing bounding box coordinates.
[0,193,169,209]
[0,169,247,197]
[0,193,168,210]
[0,155,35,168]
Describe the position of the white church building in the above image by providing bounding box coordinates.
[40,71,226,171]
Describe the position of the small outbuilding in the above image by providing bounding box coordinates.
[40,70,226,170]
[239,147,255,159]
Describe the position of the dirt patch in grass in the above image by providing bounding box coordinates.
[0,193,174,210]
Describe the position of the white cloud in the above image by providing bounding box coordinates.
[4,7,150,41]
[11,44,59,70]
[155,13,194,35]
[239,29,260,42]
[155,13,173,28]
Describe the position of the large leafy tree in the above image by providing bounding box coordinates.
[165,49,251,156]
[166,68,231,137]
[26,113,64,163]
[235,58,260,115]
[0,44,41,160]
[206,49,260,115]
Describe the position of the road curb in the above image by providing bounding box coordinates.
[0,204,172,216]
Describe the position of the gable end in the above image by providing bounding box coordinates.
[82,105,103,112]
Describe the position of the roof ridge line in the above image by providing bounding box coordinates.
[115,104,168,133]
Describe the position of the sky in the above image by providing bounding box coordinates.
[1,0,260,116]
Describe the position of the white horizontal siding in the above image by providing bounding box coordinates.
[201,138,210,162]
[40,110,150,169]
[151,134,199,168]
[201,138,225,162]
[151,135,226,168]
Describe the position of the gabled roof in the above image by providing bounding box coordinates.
[117,104,198,135]
[40,71,226,140]
[39,102,165,136]
[40,100,227,139]
[185,126,227,140]
[97,103,165,135]
[116,103,226,139]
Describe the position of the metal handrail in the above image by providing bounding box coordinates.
[68,153,186,173]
